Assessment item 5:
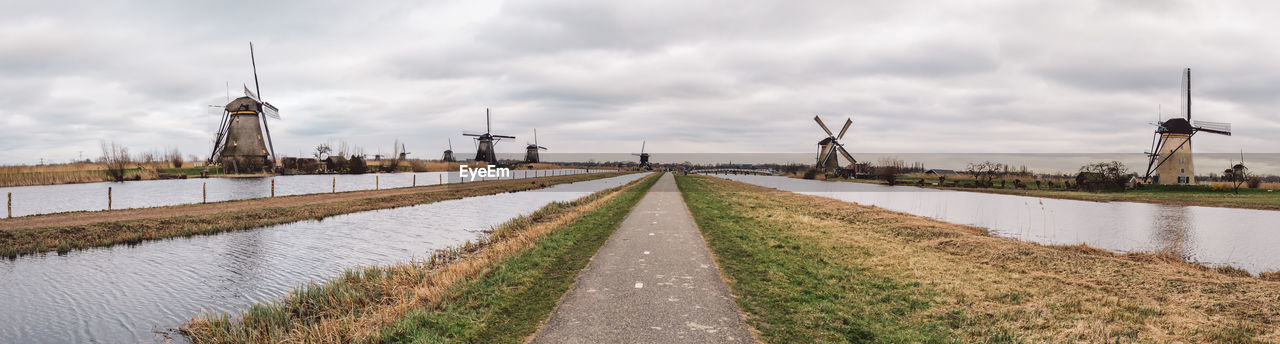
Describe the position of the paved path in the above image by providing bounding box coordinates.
[533,173,753,343]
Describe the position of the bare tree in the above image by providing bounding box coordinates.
[167,147,184,168]
[314,143,332,160]
[384,139,405,172]
[100,140,132,182]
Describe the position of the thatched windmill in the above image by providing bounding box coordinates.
[442,139,456,162]
[813,115,855,170]
[632,141,651,170]
[209,42,279,172]
[1142,68,1232,185]
[463,108,515,163]
[525,129,547,163]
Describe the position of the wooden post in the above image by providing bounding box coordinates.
[332,177,336,193]
[376,175,380,190]
[439,174,442,185]
[412,174,416,187]
[202,182,207,204]
[7,192,11,218]
[107,187,112,211]
[271,179,275,197]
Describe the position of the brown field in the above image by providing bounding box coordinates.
[678,175,1280,342]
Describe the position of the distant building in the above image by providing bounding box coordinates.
[925,169,958,176]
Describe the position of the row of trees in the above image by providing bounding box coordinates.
[99,141,192,181]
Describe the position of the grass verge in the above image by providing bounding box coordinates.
[677,174,1280,343]
[1,172,625,258]
[181,172,660,343]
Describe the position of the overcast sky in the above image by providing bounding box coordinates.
[2,0,1278,165]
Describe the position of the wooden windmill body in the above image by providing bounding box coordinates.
[632,141,651,170]
[525,129,547,163]
[463,109,515,163]
[813,116,856,170]
[1142,68,1231,185]
[442,139,456,162]
[209,42,279,172]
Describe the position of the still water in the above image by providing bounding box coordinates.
[715,175,1280,274]
[0,173,648,343]
[0,169,595,218]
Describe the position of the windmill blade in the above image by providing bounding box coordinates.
[837,145,857,165]
[641,141,646,154]
[632,153,643,156]
[814,116,834,137]
[261,102,280,119]
[837,118,852,139]
[1194,120,1231,135]
[448,138,452,150]
[462,132,483,137]
[492,135,516,139]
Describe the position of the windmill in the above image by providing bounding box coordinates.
[525,128,548,163]
[209,42,280,172]
[463,108,515,163]
[1142,68,1231,185]
[442,139,456,162]
[813,115,856,170]
[631,141,651,170]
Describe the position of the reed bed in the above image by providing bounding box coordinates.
[676,175,1280,342]
[0,172,625,258]
[0,162,201,187]
[181,172,660,343]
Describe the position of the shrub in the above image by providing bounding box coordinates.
[1247,177,1262,189]
[348,155,367,175]
[802,168,818,180]
[100,140,131,182]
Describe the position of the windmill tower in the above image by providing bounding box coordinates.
[525,129,548,163]
[631,141,651,170]
[442,139,456,162]
[209,42,280,172]
[1142,68,1232,185]
[463,108,515,163]
[813,116,856,170]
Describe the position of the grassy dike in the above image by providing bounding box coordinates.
[815,176,1280,211]
[0,172,625,258]
[182,172,661,343]
[676,175,1280,343]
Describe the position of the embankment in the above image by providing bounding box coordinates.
[799,175,1280,211]
[181,172,661,343]
[677,175,1279,342]
[0,172,626,258]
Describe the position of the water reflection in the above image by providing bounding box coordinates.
[716,174,1280,274]
[0,173,646,343]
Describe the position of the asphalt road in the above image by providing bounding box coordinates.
[532,173,753,343]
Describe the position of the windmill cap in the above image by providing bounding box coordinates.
[224,96,260,112]
[1157,118,1194,134]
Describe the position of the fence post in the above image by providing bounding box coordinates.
[413,174,416,187]
[7,192,11,218]
[332,177,336,193]
[107,187,112,211]
[271,179,275,197]
[376,175,380,190]
[202,182,207,204]
[439,174,442,185]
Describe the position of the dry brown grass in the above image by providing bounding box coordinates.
[0,162,199,187]
[181,173,657,343]
[688,176,1280,342]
